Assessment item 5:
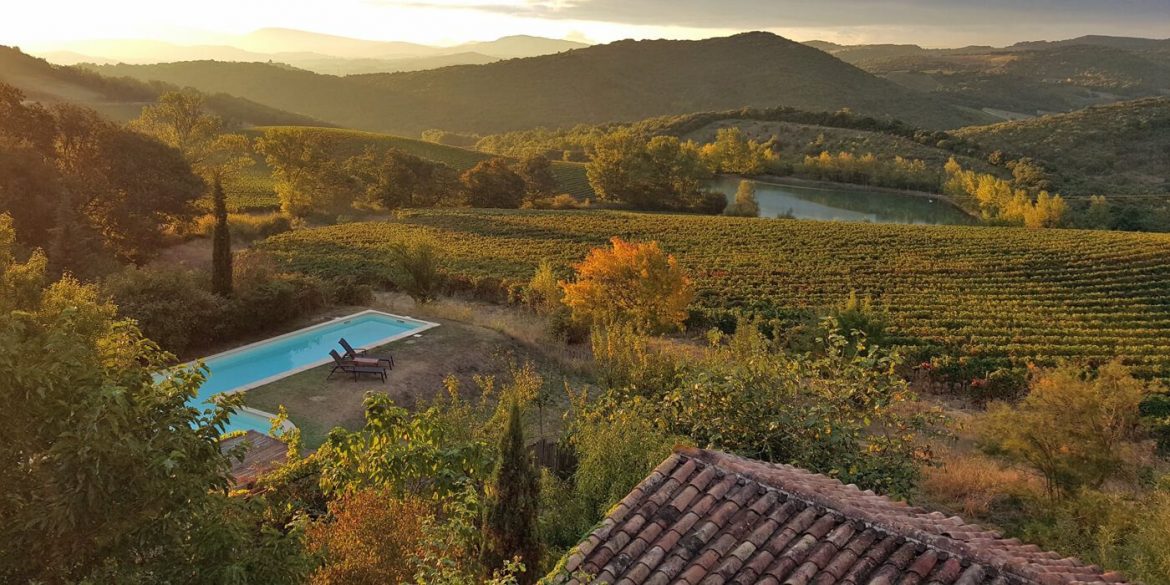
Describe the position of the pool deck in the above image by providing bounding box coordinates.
[184,309,440,432]
[221,430,290,486]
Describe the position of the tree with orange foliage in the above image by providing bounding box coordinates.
[561,237,693,333]
[306,490,432,585]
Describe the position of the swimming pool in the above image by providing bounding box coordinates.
[167,310,438,434]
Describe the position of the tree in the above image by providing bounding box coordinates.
[461,158,526,208]
[481,401,541,584]
[0,214,309,583]
[1083,195,1112,229]
[317,393,492,498]
[133,92,253,295]
[699,127,771,175]
[561,237,694,333]
[586,129,715,211]
[345,147,458,209]
[57,104,204,263]
[255,128,352,217]
[978,361,1154,498]
[724,179,760,217]
[515,154,558,199]
[1,91,204,266]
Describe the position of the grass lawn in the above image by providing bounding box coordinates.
[243,300,590,449]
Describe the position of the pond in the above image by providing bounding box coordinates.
[709,176,975,225]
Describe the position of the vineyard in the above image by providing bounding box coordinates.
[262,209,1170,377]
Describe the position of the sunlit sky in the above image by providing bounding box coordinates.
[5,0,1169,49]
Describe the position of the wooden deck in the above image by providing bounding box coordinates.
[220,431,289,486]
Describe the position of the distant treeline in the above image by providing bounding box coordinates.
[476,107,992,161]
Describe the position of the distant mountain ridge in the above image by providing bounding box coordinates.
[86,32,991,135]
[28,29,589,75]
[806,35,1170,119]
[0,46,326,127]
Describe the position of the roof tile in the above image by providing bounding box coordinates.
[543,449,1134,585]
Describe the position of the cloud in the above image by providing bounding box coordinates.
[386,0,1170,37]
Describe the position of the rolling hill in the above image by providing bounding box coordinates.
[0,46,325,127]
[86,32,992,135]
[809,37,1170,119]
[32,30,587,75]
[956,97,1170,196]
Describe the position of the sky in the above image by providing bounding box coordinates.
[4,0,1169,49]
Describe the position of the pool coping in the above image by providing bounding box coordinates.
[177,309,440,432]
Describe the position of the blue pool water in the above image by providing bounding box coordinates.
[172,312,433,434]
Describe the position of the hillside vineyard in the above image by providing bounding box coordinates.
[264,209,1170,376]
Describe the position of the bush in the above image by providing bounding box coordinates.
[104,264,333,355]
[526,194,584,210]
[978,360,1154,498]
[329,275,375,306]
[1013,490,1170,585]
[524,260,562,315]
[221,273,329,339]
[391,240,444,304]
[546,307,589,344]
[969,367,1029,405]
[194,212,293,242]
[306,490,433,585]
[569,395,683,520]
[102,267,222,353]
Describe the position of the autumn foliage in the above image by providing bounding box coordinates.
[307,490,432,585]
[561,237,693,333]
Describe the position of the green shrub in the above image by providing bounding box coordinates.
[194,212,293,242]
[390,240,444,304]
[970,368,1029,405]
[523,260,562,315]
[546,307,589,344]
[104,265,333,355]
[328,275,375,306]
[1011,489,1170,585]
[102,267,222,353]
[569,395,682,520]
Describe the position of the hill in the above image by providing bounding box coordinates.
[956,97,1170,196]
[809,37,1170,118]
[0,46,325,127]
[86,32,992,134]
[262,208,1170,378]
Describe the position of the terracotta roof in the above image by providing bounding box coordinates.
[220,430,289,486]
[546,447,1130,585]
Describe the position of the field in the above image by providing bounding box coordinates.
[225,126,595,210]
[261,209,1170,377]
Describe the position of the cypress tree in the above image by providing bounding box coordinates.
[211,176,232,297]
[482,401,541,583]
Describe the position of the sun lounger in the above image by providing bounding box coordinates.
[339,337,394,369]
[328,349,386,382]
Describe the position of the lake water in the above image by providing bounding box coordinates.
[709,176,974,225]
